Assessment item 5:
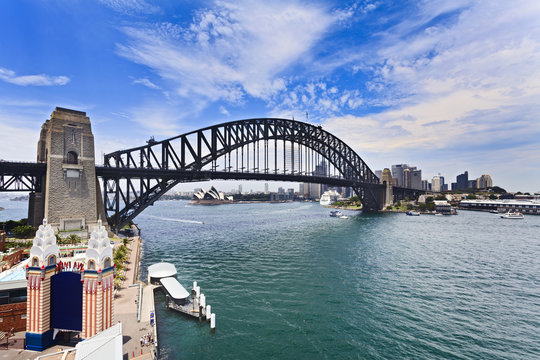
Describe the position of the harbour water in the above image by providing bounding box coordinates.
[1,198,539,359]
[135,201,539,359]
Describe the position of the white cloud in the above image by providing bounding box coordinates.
[98,0,160,14]
[116,0,336,106]
[0,67,70,86]
[318,1,540,183]
[132,77,161,90]
[219,106,230,116]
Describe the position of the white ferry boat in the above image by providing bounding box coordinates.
[500,211,524,219]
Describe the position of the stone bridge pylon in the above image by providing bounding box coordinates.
[29,107,106,235]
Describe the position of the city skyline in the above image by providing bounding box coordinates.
[0,1,539,192]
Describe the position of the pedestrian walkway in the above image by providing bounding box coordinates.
[114,236,157,359]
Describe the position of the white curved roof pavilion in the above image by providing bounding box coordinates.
[148,262,177,280]
[160,277,190,300]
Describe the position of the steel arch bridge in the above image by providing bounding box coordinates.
[97,118,384,230]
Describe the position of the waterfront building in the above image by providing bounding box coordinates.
[192,187,233,203]
[421,180,430,191]
[238,184,242,195]
[375,170,383,180]
[468,180,477,189]
[264,183,269,194]
[460,199,540,214]
[434,200,452,214]
[476,174,493,189]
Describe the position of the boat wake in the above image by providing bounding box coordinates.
[142,214,204,224]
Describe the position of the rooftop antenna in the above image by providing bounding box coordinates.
[306,111,309,121]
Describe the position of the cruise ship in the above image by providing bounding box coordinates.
[320,190,340,206]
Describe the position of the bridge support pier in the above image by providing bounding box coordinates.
[29,107,106,235]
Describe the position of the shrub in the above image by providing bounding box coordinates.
[12,225,35,237]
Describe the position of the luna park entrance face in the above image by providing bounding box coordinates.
[50,271,83,333]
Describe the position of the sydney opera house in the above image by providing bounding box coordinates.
[191,186,234,205]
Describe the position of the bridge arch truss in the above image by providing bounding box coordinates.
[98,118,382,230]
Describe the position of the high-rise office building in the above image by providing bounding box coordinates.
[264,183,269,194]
[391,164,406,187]
[456,171,469,189]
[375,170,383,180]
[411,169,422,189]
[431,175,442,192]
[476,174,493,189]
[392,164,421,189]
[403,168,410,188]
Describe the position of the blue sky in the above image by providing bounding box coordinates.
[0,0,539,193]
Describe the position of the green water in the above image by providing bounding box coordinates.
[135,201,539,359]
[2,199,538,359]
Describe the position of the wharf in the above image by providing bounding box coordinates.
[165,293,208,320]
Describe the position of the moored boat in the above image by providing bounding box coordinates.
[406,211,420,216]
[500,211,524,219]
[330,210,343,217]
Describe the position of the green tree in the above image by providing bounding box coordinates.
[12,225,35,237]
[488,194,498,200]
[466,194,477,199]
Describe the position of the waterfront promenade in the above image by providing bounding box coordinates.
[114,235,156,359]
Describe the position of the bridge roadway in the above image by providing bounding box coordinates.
[0,161,423,201]
[94,166,383,190]
[0,161,382,190]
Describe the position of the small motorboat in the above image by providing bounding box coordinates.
[330,210,343,217]
[406,211,420,216]
[500,211,524,219]
[339,215,349,219]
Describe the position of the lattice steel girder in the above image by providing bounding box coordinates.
[98,167,385,230]
[101,118,385,229]
[0,162,46,192]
